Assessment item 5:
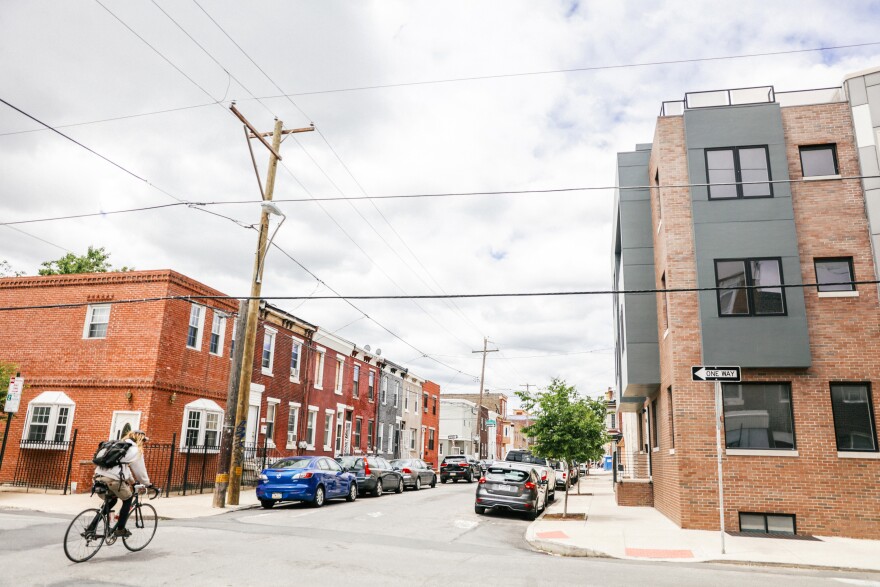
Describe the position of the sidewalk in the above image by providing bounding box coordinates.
[0,486,260,519]
[526,470,880,572]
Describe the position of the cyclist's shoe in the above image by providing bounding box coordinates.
[114,528,132,538]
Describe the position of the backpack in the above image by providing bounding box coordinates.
[92,440,130,468]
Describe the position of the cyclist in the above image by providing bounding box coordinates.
[92,429,152,538]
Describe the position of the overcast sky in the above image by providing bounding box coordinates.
[2,1,880,402]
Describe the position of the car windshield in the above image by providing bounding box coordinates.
[486,468,529,483]
[270,457,313,470]
[337,456,363,469]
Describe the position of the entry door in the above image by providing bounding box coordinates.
[110,411,141,440]
[246,405,259,447]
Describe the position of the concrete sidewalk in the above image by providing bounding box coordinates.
[526,470,880,572]
[0,486,260,519]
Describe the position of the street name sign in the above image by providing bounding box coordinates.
[691,366,741,382]
[4,376,23,413]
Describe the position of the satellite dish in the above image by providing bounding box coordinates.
[376,348,382,356]
[364,345,371,352]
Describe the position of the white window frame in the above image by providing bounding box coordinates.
[334,356,345,395]
[387,424,394,453]
[290,336,303,382]
[179,398,224,452]
[22,392,76,447]
[377,422,384,453]
[324,410,335,451]
[404,389,409,412]
[353,365,360,398]
[230,318,237,359]
[306,406,318,449]
[381,376,388,404]
[265,398,279,448]
[314,347,326,389]
[410,428,417,450]
[368,371,375,402]
[261,327,277,376]
[209,312,226,356]
[186,303,206,350]
[394,382,400,408]
[286,402,301,450]
[82,304,111,340]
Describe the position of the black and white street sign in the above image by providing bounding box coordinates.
[691,366,741,382]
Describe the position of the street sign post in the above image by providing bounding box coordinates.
[692,365,741,555]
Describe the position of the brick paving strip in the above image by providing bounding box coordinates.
[625,548,694,559]
[536,530,570,539]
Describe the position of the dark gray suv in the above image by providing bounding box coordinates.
[474,463,548,520]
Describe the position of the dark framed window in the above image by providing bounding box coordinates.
[830,383,878,452]
[799,144,838,177]
[722,383,795,450]
[715,258,786,316]
[706,146,772,199]
[650,398,659,449]
[739,512,796,535]
[815,257,855,292]
[667,387,675,449]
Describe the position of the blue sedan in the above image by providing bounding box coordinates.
[256,455,358,508]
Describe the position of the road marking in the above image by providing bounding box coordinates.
[454,520,478,530]
[366,512,384,518]
[834,580,880,586]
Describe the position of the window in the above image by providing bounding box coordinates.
[815,257,855,293]
[368,371,375,401]
[739,512,796,536]
[265,401,277,441]
[381,377,388,404]
[667,387,675,449]
[353,365,360,398]
[230,319,237,357]
[306,408,317,448]
[209,313,226,356]
[186,304,205,349]
[287,403,300,449]
[335,411,344,453]
[377,422,384,452]
[23,392,75,445]
[334,357,344,394]
[722,383,795,450]
[368,420,374,450]
[290,339,302,381]
[428,428,435,451]
[706,146,772,199]
[83,304,110,339]
[432,397,437,415]
[324,412,334,451]
[355,417,362,448]
[387,424,394,453]
[423,392,429,413]
[715,258,785,316]
[830,383,877,452]
[651,398,659,449]
[404,389,409,411]
[314,349,325,389]
[660,272,669,333]
[261,328,276,375]
[799,144,838,177]
[410,428,417,450]
[179,398,224,450]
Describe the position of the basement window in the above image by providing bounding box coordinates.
[739,512,796,535]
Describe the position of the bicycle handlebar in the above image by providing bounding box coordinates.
[134,484,162,499]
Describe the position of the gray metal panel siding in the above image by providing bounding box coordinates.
[684,104,811,367]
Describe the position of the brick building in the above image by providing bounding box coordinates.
[420,380,440,467]
[612,76,880,539]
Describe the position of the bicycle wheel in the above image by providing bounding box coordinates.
[123,503,157,552]
[64,508,107,563]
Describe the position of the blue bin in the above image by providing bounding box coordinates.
[603,456,612,471]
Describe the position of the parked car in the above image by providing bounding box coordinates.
[336,455,404,496]
[440,455,481,483]
[569,461,580,483]
[503,450,556,502]
[390,458,437,490]
[474,462,548,520]
[257,455,357,509]
[553,459,572,490]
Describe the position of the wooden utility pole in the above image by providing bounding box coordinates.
[472,337,498,460]
[224,106,314,506]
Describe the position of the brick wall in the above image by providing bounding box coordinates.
[421,380,440,468]
[616,480,654,506]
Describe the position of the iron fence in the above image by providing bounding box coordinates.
[10,430,78,493]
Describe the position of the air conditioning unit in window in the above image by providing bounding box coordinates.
[287,432,296,445]
[290,368,299,379]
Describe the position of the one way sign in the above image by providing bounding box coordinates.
[692,366,741,382]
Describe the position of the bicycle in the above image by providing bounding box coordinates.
[63,482,161,563]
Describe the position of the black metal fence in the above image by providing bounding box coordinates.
[10,430,78,494]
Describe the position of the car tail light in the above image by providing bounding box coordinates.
[479,477,487,484]
[562,472,567,479]
[440,463,447,468]
[541,472,547,481]
[364,463,371,476]
[292,472,313,479]
[402,468,413,474]
[524,481,536,491]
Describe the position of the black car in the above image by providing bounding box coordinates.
[475,463,548,520]
[440,455,481,483]
[336,455,405,496]
[390,459,437,490]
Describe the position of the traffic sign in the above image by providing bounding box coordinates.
[486,419,496,427]
[447,434,458,440]
[691,366,740,382]
[4,376,23,413]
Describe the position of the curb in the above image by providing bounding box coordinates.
[528,537,614,558]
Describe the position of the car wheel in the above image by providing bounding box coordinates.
[346,482,357,502]
[441,478,448,484]
[312,486,325,508]
[396,479,404,494]
[453,478,459,483]
[373,479,384,497]
[260,499,275,509]
[526,499,540,521]
[430,475,437,488]
[466,473,473,483]
[475,505,486,515]
[414,477,421,491]
[549,489,555,503]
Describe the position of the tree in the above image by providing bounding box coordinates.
[38,246,133,275]
[518,378,608,518]
[0,260,24,277]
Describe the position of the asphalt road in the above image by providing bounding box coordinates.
[1,481,879,586]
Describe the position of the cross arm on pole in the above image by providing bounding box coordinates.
[229,103,283,161]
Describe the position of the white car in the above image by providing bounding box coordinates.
[553,459,572,490]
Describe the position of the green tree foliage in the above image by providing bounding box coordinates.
[517,378,607,517]
[38,246,133,275]
[0,260,24,277]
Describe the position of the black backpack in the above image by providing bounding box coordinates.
[92,440,130,468]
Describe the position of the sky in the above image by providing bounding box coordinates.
[2,1,880,403]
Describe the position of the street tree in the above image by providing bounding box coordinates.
[518,378,607,518]
[0,260,24,277]
[38,246,133,275]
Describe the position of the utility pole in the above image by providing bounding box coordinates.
[519,383,538,394]
[225,106,314,505]
[472,337,498,460]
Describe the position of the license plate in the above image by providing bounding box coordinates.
[497,484,513,492]
[271,493,282,499]
[450,472,457,476]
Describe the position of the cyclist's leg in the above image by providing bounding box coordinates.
[86,496,116,533]
[116,496,134,530]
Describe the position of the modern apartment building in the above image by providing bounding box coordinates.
[612,76,880,539]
